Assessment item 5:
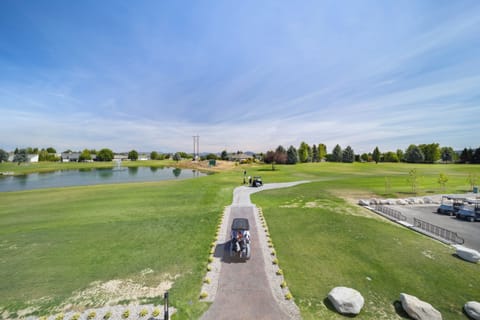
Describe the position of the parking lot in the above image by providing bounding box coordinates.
[390,204,480,251]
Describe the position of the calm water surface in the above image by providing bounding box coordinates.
[0,166,207,192]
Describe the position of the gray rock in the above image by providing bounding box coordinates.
[465,301,480,320]
[453,245,480,263]
[400,293,442,320]
[328,286,364,315]
[358,199,369,206]
[397,199,407,205]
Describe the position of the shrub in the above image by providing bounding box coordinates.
[208,256,214,263]
[55,314,64,320]
[152,309,160,317]
[272,258,279,265]
[199,292,208,299]
[280,281,287,288]
[122,309,130,319]
[139,309,148,317]
[204,277,211,284]
[207,265,212,271]
[103,311,112,319]
[276,269,283,275]
[87,311,96,319]
[71,314,80,320]
[285,292,293,300]
[271,249,276,256]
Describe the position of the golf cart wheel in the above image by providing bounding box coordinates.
[469,217,474,222]
[449,211,454,216]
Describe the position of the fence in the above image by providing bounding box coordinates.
[374,205,407,221]
[413,218,464,244]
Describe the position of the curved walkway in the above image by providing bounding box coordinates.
[200,182,308,320]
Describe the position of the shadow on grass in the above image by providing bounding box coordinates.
[393,300,412,319]
[257,168,277,172]
[322,298,357,318]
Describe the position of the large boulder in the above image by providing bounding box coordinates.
[464,301,480,320]
[453,245,480,263]
[400,293,442,320]
[328,286,364,315]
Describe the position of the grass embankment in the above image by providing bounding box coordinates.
[1,161,479,319]
[0,169,239,319]
[250,163,480,319]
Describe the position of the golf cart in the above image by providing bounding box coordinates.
[251,176,263,187]
[456,199,480,222]
[230,218,251,260]
[436,195,466,216]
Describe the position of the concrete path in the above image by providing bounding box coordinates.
[201,182,308,320]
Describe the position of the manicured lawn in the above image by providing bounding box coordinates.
[1,161,479,319]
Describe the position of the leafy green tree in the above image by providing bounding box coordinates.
[360,153,369,162]
[332,144,343,162]
[298,142,309,163]
[96,148,114,161]
[13,149,28,165]
[404,145,424,163]
[287,146,298,164]
[472,147,480,164]
[372,147,381,164]
[206,153,217,160]
[178,152,191,159]
[419,143,440,163]
[396,149,404,162]
[46,147,56,153]
[318,144,327,161]
[0,149,9,162]
[460,148,473,163]
[383,151,399,162]
[342,146,354,163]
[438,173,448,191]
[150,151,158,160]
[440,147,455,163]
[79,149,92,161]
[128,150,139,161]
[220,150,228,160]
[307,144,312,162]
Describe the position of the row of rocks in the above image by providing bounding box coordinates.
[359,196,440,206]
[327,287,480,319]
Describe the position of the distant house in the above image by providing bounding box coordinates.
[28,154,39,163]
[61,152,81,162]
[138,154,149,161]
[229,153,253,163]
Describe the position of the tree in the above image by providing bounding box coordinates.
[307,144,312,162]
[13,149,28,165]
[298,142,309,163]
[332,144,343,162]
[220,150,228,160]
[206,153,217,160]
[150,151,158,160]
[46,147,56,154]
[264,150,275,164]
[79,149,92,162]
[372,147,381,164]
[274,145,287,164]
[407,168,420,194]
[96,148,114,161]
[396,149,404,162]
[472,147,480,164]
[360,153,369,162]
[440,147,455,163]
[312,145,319,162]
[318,144,327,161]
[438,173,448,191]
[173,152,182,162]
[460,148,473,163]
[0,149,8,162]
[467,173,478,191]
[286,146,298,164]
[342,146,354,163]
[419,143,440,163]
[404,145,424,163]
[128,150,138,161]
[383,151,399,162]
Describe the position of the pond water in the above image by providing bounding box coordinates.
[0,166,208,192]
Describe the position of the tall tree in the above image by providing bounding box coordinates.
[419,143,440,163]
[307,144,313,162]
[473,147,480,164]
[396,149,404,162]
[312,145,319,162]
[440,147,455,163]
[298,142,309,163]
[372,147,381,164]
[264,150,275,164]
[96,148,114,161]
[383,151,399,162]
[274,145,287,164]
[342,146,354,163]
[128,150,139,161]
[220,150,228,160]
[332,144,343,162]
[287,146,298,164]
[79,149,92,161]
[13,149,28,165]
[150,151,158,160]
[46,147,56,153]
[460,148,473,163]
[0,149,8,162]
[318,144,327,161]
[404,145,425,163]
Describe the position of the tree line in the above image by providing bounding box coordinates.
[263,142,480,164]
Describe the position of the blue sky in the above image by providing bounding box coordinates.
[1,0,479,154]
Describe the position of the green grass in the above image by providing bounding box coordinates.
[1,162,479,319]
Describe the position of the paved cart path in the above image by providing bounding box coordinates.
[201,182,307,320]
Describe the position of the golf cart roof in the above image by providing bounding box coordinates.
[231,218,249,230]
[443,195,467,201]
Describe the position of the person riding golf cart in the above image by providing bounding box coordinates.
[230,218,251,260]
[251,176,263,187]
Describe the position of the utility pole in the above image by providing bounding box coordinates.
[193,135,200,161]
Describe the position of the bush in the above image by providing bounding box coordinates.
[55,313,64,320]
[139,309,148,317]
[122,309,130,319]
[199,292,208,299]
[87,311,96,319]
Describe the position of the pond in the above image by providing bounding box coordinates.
[0,166,208,192]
